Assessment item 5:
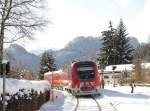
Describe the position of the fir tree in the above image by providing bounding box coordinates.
[98,19,134,67]
[38,51,57,79]
[98,21,117,66]
[116,18,134,64]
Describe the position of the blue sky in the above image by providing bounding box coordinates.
[22,0,150,51]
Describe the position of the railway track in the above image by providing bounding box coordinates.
[74,96,102,111]
[74,95,117,111]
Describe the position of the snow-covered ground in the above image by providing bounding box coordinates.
[1,78,150,111]
[38,85,150,111]
[100,85,150,111]
[37,90,77,111]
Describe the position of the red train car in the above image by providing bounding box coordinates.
[44,70,66,90]
[44,61,101,96]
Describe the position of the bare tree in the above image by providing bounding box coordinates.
[132,42,150,82]
[0,0,48,65]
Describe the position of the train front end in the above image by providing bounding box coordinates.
[71,61,101,96]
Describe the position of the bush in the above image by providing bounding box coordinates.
[0,88,50,111]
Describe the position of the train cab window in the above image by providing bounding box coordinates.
[77,66,95,81]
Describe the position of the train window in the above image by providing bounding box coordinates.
[75,61,96,81]
[77,67,95,81]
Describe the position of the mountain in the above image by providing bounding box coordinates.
[54,36,139,67]
[4,36,140,72]
[54,36,101,67]
[4,44,40,72]
[128,36,139,48]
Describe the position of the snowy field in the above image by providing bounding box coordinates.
[38,85,150,111]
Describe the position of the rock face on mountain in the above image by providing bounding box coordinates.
[4,36,139,72]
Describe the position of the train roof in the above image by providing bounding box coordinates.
[72,61,95,66]
[44,70,63,75]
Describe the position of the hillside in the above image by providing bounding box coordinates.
[4,36,139,72]
[54,36,101,67]
[53,36,139,68]
[4,44,40,72]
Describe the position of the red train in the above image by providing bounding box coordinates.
[44,61,101,96]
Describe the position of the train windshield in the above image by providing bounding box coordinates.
[77,66,95,81]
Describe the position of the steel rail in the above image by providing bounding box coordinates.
[74,96,101,111]
[92,96,102,111]
[74,97,79,111]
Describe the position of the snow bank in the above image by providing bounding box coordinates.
[38,90,76,111]
[0,78,50,102]
[0,78,50,95]
[0,78,51,111]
